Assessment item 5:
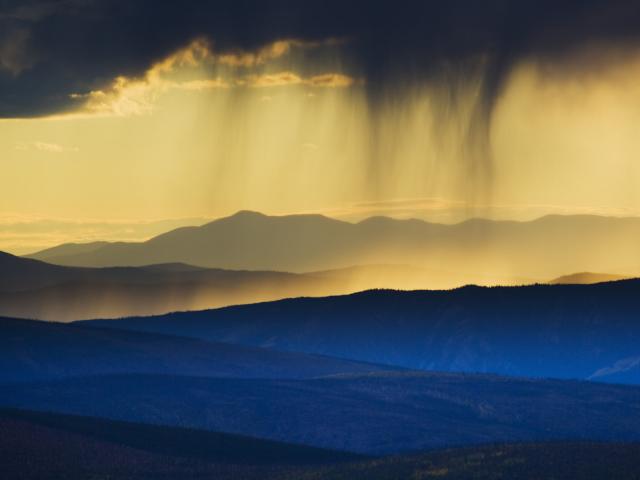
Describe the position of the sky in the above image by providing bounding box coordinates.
[2,0,640,253]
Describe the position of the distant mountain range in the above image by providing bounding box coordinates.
[1,250,479,321]
[26,210,640,281]
[84,280,640,384]
[549,272,633,284]
[0,250,333,320]
[2,247,637,320]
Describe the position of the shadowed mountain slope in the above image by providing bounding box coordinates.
[4,409,639,480]
[0,408,359,480]
[290,442,640,480]
[0,316,394,383]
[0,408,359,465]
[83,280,640,384]
[2,372,640,455]
[26,211,640,281]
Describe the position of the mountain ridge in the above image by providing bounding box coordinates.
[3,371,640,454]
[3,408,640,479]
[80,280,640,384]
[1,250,482,321]
[0,315,395,383]
[24,211,640,280]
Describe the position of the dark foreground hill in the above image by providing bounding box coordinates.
[0,408,358,480]
[0,317,392,383]
[5,410,640,480]
[26,211,640,281]
[295,442,640,480]
[0,408,358,465]
[84,280,640,384]
[2,372,639,454]
[3,409,640,480]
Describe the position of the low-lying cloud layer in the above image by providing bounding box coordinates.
[0,215,208,255]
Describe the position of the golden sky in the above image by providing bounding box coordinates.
[1,38,640,253]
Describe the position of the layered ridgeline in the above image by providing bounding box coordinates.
[3,247,634,321]
[0,408,360,480]
[3,409,640,480]
[1,251,478,321]
[0,251,342,321]
[3,372,640,455]
[26,211,640,282]
[84,281,640,384]
[12,211,639,321]
[2,314,640,455]
[2,314,640,459]
[0,316,394,383]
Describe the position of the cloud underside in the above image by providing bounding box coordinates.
[2,1,640,119]
[53,38,357,118]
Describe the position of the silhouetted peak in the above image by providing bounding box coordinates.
[228,210,339,223]
[200,210,268,228]
[549,272,634,285]
[203,210,345,230]
[230,210,267,219]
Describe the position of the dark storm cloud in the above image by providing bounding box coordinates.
[2,0,640,118]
